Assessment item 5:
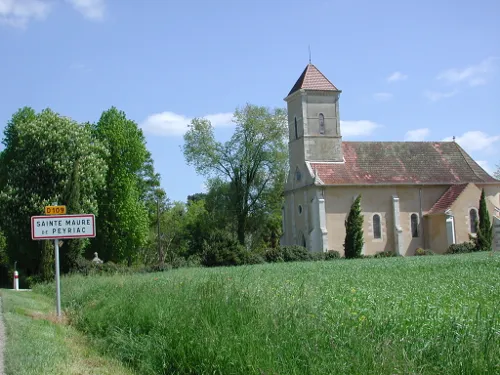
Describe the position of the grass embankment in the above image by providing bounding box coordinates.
[0,289,136,375]
[36,252,500,375]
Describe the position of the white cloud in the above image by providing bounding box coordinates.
[65,0,105,20]
[423,90,459,102]
[387,71,408,82]
[341,120,381,137]
[437,57,498,87]
[373,92,393,101]
[140,111,234,136]
[443,131,500,153]
[0,0,51,28]
[405,128,430,141]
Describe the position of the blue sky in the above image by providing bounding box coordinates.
[1,0,499,202]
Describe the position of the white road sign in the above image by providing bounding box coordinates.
[31,214,96,240]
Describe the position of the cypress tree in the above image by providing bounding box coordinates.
[344,194,364,258]
[474,188,493,251]
[62,159,84,271]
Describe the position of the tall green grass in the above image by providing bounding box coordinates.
[36,253,500,374]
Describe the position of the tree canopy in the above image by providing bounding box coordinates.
[0,107,108,277]
[183,104,288,245]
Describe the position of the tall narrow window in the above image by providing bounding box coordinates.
[294,117,298,139]
[373,214,381,239]
[469,208,478,233]
[319,113,325,134]
[411,214,419,237]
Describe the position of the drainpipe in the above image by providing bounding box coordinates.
[419,187,425,249]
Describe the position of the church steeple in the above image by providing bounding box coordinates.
[284,63,343,164]
[287,63,340,97]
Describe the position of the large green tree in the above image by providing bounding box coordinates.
[91,107,151,265]
[183,104,288,245]
[0,107,108,279]
[344,195,364,258]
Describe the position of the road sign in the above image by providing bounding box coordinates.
[45,205,67,215]
[31,214,96,240]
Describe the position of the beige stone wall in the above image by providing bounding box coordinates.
[285,183,500,255]
[425,215,449,254]
[449,183,500,244]
[323,185,449,256]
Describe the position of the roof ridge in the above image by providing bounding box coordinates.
[453,142,493,182]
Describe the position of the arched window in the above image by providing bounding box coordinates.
[294,117,298,139]
[319,113,325,134]
[373,214,381,239]
[295,166,302,181]
[411,213,419,237]
[469,208,478,233]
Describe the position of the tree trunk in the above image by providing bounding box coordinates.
[237,215,246,246]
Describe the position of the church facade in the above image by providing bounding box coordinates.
[281,63,500,256]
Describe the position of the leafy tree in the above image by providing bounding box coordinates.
[160,201,188,262]
[0,107,107,279]
[344,195,364,258]
[91,107,151,265]
[187,192,207,205]
[183,104,288,245]
[473,189,493,251]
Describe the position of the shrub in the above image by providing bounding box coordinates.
[325,250,340,260]
[310,252,326,261]
[446,242,475,254]
[264,247,284,263]
[186,255,202,268]
[201,230,247,267]
[415,248,434,256]
[374,250,397,258]
[245,252,266,265]
[281,245,311,262]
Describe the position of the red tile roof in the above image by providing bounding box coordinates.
[309,142,498,185]
[288,64,339,96]
[426,184,469,215]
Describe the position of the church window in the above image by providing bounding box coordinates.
[411,214,419,237]
[298,205,303,215]
[373,214,381,239]
[295,166,302,181]
[319,113,325,134]
[469,208,478,234]
[294,117,298,139]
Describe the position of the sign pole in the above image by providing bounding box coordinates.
[53,202,62,318]
[31,209,96,317]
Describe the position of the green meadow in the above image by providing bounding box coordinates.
[34,252,500,375]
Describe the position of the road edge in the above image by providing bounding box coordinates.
[0,296,5,375]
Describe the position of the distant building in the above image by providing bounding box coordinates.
[282,63,500,255]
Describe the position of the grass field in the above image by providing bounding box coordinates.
[0,290,136,375]
[35,252,500,375]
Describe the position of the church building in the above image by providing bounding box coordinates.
[281,63,500,256]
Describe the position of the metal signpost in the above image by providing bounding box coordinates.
[31,206,96,317]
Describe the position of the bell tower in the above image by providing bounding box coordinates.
[284,63,343,166]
